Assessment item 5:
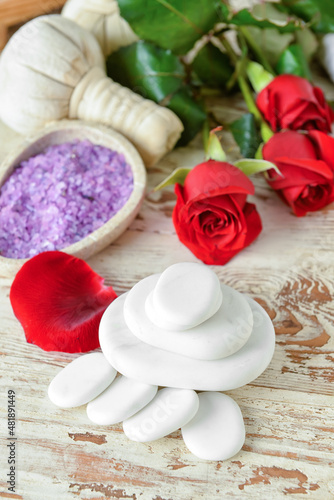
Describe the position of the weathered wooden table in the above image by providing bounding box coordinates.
[0,80,334,499]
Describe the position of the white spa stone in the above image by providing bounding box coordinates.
[181,392,245,461]
[48,352,117,408]
[145,262,222,330]
[124,275,253,360]
[99,293,275,391]
[86,375,158,425]
[123,387,199,442]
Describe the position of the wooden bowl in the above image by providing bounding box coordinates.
[0,120,147,277]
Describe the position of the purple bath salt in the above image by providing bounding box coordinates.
[0,139,134,259]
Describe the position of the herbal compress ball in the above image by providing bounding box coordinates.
[0,15,183,166]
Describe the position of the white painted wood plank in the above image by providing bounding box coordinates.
[1,77,334,498]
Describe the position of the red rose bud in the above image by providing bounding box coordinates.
[172,160,262,265]
[256,74,334,133]
[262,130,334,216]
[10,251,117,353]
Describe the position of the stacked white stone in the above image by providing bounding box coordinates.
[48,263,275,460]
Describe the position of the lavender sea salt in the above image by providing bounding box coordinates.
[0,140,134,258]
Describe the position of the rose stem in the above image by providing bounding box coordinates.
[221,34,274,143]
[239,26,275,75]
[237,75,274,142]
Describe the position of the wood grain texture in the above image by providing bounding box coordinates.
[1,68,334,500]
[0,0,66,49]
[0,0,66,21]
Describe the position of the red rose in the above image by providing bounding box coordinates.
[262,130,334,216]
[172,159,262,265]
[256,74,334,133]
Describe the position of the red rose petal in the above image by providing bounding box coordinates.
[262,131,334,216]
[183,160,255,203]
[308,130,334,171]
[313,86,334,127]
[282,183,334,217]
[281,101,314,130]
[173,177,262,266]
[242,202,263,249]
[10,251,117,353]
[256,74,334,132]
[263,130,317,161]
[267,158,333,188]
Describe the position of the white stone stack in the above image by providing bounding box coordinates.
[48,262,276,461]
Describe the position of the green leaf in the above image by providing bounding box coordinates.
[276,44,312,79]
[243,26,294,67]
[295,28,318,61]
[282,0,334,33]
[229,113,262,159]
[255,143,264,160]
[234,159,281,176]
[106,41,185,102]
[154,167,191,191]
[106,42,206,145]
[118,0,221,55]
[219,2,303,33]
[167,87,207,146]
[191,42,234,88]
[246,61,274,93]
[205,127,226,162]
